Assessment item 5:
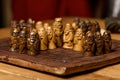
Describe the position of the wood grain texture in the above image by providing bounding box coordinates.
[0,38,120,75]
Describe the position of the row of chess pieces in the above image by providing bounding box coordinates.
[10,18,112,56]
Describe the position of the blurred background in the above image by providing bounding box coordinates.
[0,0,120,27]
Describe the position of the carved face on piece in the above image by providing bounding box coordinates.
[35,21,42,30]
[75,28,83,39]
[95,32,101,40]
[44,23,49,31]
[103,31,111,41]
[38,27,46,38]
[20,30,26,38]
[86,31,94,42]
[12,28,19,37]
[64,23,72,31]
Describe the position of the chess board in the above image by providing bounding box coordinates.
[0,38,120,76]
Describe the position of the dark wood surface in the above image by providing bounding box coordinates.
[0,38,120,75]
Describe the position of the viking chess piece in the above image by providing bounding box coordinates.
[19,28,27,54]
[10,28,19,52]
[63,23,74,49]
[53,18,63,47]
[94,31,104,55]
[46,26,56,49]
[38,27,48,50]
[103,30,112,54]
[83,31,95,57]
[73,28,84,51]
[27,30,40,55]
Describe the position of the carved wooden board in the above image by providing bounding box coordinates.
[0,38,120,76]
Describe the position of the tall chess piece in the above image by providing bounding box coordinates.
[53,18,63,47]
[38,27,48,50]
[103,30,112,54]
[73,28,84,51]
[63,23,74,49]
[10,28,19,52]
[19,28,27,54]
[47,26,56,49]
[83,31,95,57]
[94,31,104,55]
[27,30,40,55]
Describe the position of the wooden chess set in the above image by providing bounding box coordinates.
[0,18,120,76]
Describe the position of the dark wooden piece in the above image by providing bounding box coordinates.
[0,38,120,75]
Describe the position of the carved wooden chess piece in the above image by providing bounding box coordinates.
[94,31,104,55]
[19,27,27,54]
[38,27,48,50]
[63,23,74,49]
[27,30,40,55]
[10,28,19,52]
[103,30,112,54]
[46,26,56,49]
[53,18,63,47]
[73,28,84,51]
[83,31,95,57]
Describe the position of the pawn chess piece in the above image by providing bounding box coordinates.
[53,17,63,47]
[10,28,19,52]
[103,30,112,54]
[19,28,27,54]
[38,27,48,50]
[83,31,95,57]
[94,31,104,55]
[46,26,56,49]
[73,28,84,51]
[63,23,74,49]
[27,30,40,55]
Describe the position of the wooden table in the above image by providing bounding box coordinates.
[0,18,120,80]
